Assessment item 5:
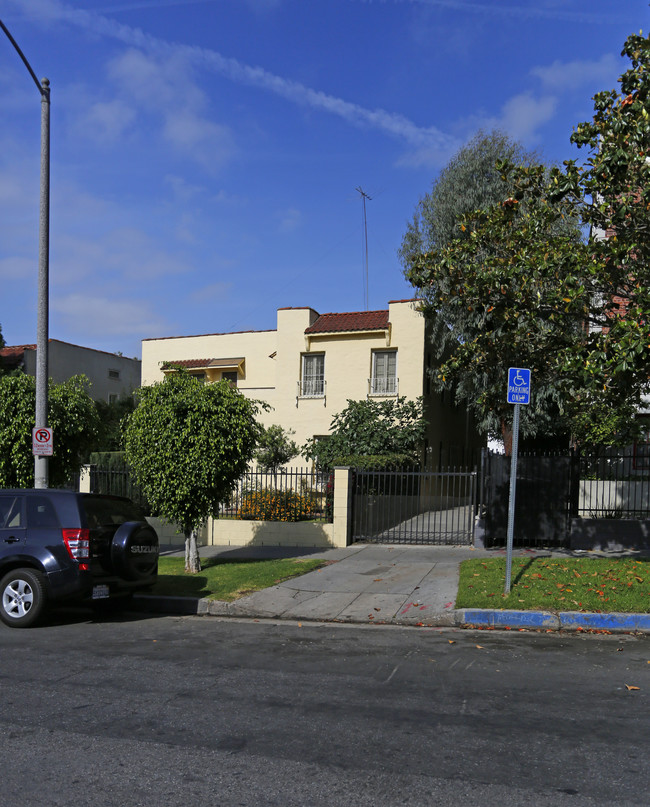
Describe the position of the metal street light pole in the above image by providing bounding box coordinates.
[0,19,50,488]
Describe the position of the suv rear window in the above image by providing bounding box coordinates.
[26,496,60,529]
[82,496,146,528]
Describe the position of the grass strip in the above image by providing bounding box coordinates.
[456,556,650,613]
[151,556,326,601]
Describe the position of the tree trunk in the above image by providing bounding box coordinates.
[501,420,513,457]
[184,529,201,573]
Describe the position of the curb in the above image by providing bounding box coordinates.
[134,595,650,633]
[459,608,650,633]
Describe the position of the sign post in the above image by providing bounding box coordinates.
[505,368,531,594]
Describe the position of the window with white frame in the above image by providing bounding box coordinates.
[301,353,325,397]
[370,350,397,395]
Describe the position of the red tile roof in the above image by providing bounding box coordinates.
[0,344,34,369]
[0,344,35,357]
[305,310,389,334]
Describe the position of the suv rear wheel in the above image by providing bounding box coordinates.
[0,568,47,628]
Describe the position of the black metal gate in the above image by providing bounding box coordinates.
[351,467,477,545]
[480,450,573,547]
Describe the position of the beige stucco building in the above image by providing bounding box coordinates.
[141,299,481,466]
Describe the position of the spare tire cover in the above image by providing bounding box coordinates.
[111,521,159,581]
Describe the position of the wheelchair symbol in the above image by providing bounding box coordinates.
[513,371,525,387]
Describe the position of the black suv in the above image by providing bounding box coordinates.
[0,489,159,628]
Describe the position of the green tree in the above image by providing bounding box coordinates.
[406,31,650,447]
[123,371,263,572]
[254,424,299,473]
[549,30,650,435]
[399,130,540,267]
[407,162,587,443]
[0,373,99,487]
[90,396,137,452]
[302,397,427,471]
[0,323,5,375]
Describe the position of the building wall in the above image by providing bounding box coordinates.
[20,340,140,402]
[140,300,482,463]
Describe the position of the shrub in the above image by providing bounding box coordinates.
[237,488,313,522]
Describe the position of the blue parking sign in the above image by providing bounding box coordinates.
[507,367,531,405]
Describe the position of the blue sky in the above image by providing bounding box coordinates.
[1,0,648,359]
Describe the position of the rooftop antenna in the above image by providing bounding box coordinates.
[356,186,371,310]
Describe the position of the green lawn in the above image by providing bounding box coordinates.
[456,556,650,613]
[150,556,326,601]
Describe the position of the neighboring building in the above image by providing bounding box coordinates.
[141,299,483,466]
[0,339,141,403]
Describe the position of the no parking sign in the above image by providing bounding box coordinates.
[32,427,53,456]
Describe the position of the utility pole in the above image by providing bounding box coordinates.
[356,187,371,310]
[1,19,51,488]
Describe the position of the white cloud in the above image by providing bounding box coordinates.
[498,92,558,141]
[277,207,301,233]
[105,47,236,170]
[367,0,631,26]
[78,98,137,143]
[55,226,193,284]
[0,256,36,281]
[52,292,168,337]
[188,281,233,303]
[531,54,620,91]
[164,174,206,202]
[18,0,455,162]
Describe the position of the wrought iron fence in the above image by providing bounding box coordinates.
[219,467,333,523]
[480,446,650,547]
[89,465,151,513]
[575,446,650,519]
[88,464,333,524]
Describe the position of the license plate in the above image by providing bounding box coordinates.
[92,584,110,600]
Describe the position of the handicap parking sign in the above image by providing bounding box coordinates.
[507,367,531,405]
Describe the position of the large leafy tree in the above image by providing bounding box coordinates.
[399,130,540,266]
[551,31,650,431]
[124,372,262,572]
[406,31,650,447]
[302,397,427,471]
[0,373,99,487]
[89,396,137,452]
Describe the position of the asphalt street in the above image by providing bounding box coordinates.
[1,611,648,806]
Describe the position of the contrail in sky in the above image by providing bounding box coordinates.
[9,0,456,156]
[85,0,632,26]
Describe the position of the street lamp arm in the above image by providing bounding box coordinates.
[0,19,46,96]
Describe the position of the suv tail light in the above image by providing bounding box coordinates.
[62,529,90,566]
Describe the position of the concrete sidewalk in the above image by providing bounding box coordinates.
[140,542,650,633]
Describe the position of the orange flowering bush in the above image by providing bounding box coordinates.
[237,488,313,522]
